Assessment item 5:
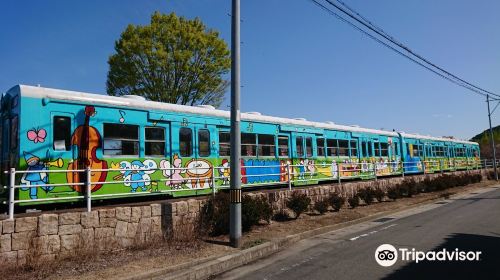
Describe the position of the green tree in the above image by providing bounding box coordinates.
[107,12,231,107]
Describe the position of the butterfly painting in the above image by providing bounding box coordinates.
[27,128,47,143]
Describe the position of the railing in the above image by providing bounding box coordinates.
[2,159,486,220]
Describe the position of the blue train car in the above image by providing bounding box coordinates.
[0,85,481,205]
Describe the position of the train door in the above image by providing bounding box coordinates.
[291,132,316,185]
[185,124,216,189]
[49,112,76,195]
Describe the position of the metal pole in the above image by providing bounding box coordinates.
[286,163,292,191]
[337,163,341,185]
[86,167,91,212]
[487,95,498,180]
[8,168,15,220]
[230,0,242,248]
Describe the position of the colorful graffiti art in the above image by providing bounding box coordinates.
[114,160,157,192]
[67,105,108,192]
[20,151,63,199]
[160,154,186,189]
[27,128,47,143]
[185,158,213,189]
[218,159,230,186]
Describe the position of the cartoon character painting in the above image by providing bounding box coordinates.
[331,161,339,179]
[116,160,157,192]
[307,160,316,179]
[20,151,63,199]
[298,159,306,180]
[160,154,185,189]
[218,159,230,186]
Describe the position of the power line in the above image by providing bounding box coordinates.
[328,0,500,98]
[309,0,489,98]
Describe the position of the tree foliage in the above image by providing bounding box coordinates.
[107,12,231,107]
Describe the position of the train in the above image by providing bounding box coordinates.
[0,85,480,205]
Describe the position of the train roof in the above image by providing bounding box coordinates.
[11,84,478,146]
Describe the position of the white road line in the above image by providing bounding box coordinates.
[349,223,397,241]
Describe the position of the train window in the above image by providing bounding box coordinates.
[242,133,256,156]
[368,142,374,157]
[412,144,419,157]
[394,142,399,156]
[278,136,289,157]
[374,142,380,157]
[145,127,165,157]
[198,129,210,157]
[53,116,71,151]
[362,141,368,157]
[219,132,230,156]
[296,136,304,157]
[103,123,139,156]
[317,138,325,157]
[179,127,193,157]
[380,142,388,157]
[338,140,349,156]
[305,137,313,157]
[258,134,275,157]
[350,140,358,157]
[327,139,338,157]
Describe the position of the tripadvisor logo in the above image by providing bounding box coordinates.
[375,244,482,267]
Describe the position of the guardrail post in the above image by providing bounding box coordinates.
[423,161,426,174]
[401,162,405,178]
[211,166,216,197]
[86,167,91,212]
[8,168,15,220]
[373,163,377,181]
[440,160,443,173]
[286,163,292,191]
[337,163,341,185]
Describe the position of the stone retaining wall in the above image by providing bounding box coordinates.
[0,169,488,266]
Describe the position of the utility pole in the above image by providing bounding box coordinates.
[487,95,498,180]
[230,0,242,248]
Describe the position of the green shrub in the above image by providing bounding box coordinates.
[373,187,385,202]
[286,191,311,219]
[357,187,375,205]
[313,198,329,215]
[387,186,399,201]
[348,195,360,208]
[241,195,273,231]
[273,209,291,221]
[200,193,273,235]
[200,192,230,236]
[328,192,345,211]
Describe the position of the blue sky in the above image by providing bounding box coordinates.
[1,0,499,140]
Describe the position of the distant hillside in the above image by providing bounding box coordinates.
[470,125,500,158]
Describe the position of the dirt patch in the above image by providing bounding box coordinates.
[3,180,496,280]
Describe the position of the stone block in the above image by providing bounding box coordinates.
[81,211,99,228]
[116,207,132,222]
[60,234,81,251]
[130,207,141,222]
[151,216,162,234]
[95,227,114,239]
[17,250,27,266]
[59,224,82,235]
[187,199,200,213]
[117,238,134,248]
[15,217,37,232]
[59,212,80,225]
[151,204,162,216]
[176,201,188,214]
[32,235,60,255]
[100,217,117,228]
[12,231,33,250]
[0,234,11,252]
[126,223,138,239]
[139,217,151,233]
[80,228,94,250]
[38,214,59,236]
[99,209,116,218]
[0,251,17,265]
[141,206,152,218]
[115,221,128,237]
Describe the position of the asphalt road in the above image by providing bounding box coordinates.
[216,186,500,280]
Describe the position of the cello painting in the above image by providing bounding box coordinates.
[67,105,108,192]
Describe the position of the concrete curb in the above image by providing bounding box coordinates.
[129,184,497,280]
